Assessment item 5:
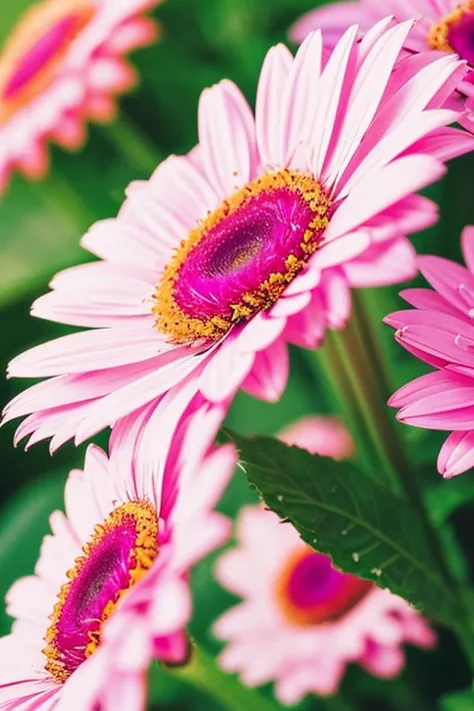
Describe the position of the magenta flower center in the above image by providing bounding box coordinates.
[0,0,94,118]
[4,15,79,100]
[448,11,474,65]
[428,2,474,64]
[153,169,332,343]
[44,501,158,683]
[276,549,372,626]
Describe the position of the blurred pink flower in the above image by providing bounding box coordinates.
[214,505,435,705]
[290,1,474,131]
[279,415,355,459]
[0,403,235,711]
[386,226,474,478]
[0,0,159,194]
[4,22,474,452]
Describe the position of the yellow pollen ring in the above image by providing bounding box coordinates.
[43,500,159,684]
[0,0,95,125]
[427,1,474,52]
[153,169,332,344]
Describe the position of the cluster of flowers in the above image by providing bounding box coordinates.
[1,0,474,707]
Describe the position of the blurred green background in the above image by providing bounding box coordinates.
[2,0,474,709]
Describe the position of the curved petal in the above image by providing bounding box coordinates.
[290,2,364,45]
[438,430,474,478]
[255,45,293,167]
[461,226,474,274]
[242,339,289,402]
[199,80,258,194]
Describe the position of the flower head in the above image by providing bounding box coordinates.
[214,504,435,704]
[290,0,474,131]
[0,402,235,710]
[278,414,355,459]
[214,417,434,703]
[4,21,474,452]
[386,226,474,478]
[0,0,159,193]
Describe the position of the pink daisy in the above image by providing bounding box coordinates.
[214,418,434,703]
[0,402,235,710]
[278,414,355,459]
[386,226,474,479]
[0,0,159,194]
[290,0,474,130]
[214,504,435,705]
[4,21,474,452]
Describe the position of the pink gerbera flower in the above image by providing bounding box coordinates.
[386,226,474,479]
[214,504,435,705]
[290,0,474,130]
[214,417,435,704]
[4,21,474,451]
[0,0,159,194]
[0,403,235,710]
[278,414,355,459]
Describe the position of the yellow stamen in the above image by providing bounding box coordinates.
[43,501,158,683]
[153,169,332,344]
[427,1,474,52]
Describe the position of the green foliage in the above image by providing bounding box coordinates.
[426,477,474,525]
[0,470,65,636]
[0,0,474,709]
[442,690,474,711]
[230,432,459,626]
[0,177,87,309]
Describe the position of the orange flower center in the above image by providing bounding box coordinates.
[153,169,332,344]
[275,548,372,626]
[43,501,159,683]
[0,0,95,125]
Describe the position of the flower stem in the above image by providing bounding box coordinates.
[315,336,381,478]
[332,294,474,668]
[328,325,401,491]
[166,645,281,711]
[104,113,164,176]
[340,299,453,579]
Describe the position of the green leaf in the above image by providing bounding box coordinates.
[442,690,474,711]
[229,432,458,626]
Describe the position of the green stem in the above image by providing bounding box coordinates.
[335,296,474,668]
[315,335,380,478]
[351,290,396,396]
[340,305,453,583]
[329,323,400,492]
[105,113,164,175]
[166,645,281,711]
